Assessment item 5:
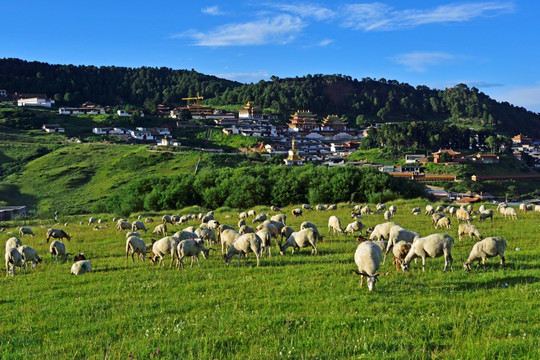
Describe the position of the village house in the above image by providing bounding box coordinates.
[60,107,105,115]
[117,109,144,117]
[16,93,55,108]
[157,138,181,147]
[432,149,466,164]
[42,124,65,133]
[405,154,427,163]
[0,206,26,221]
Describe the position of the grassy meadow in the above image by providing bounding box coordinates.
[1,200,539,359]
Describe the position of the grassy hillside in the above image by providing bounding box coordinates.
[0,200,538,359]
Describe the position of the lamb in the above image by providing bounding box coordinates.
[503,207,518,220]
[152,223,168,237]
[411,207,421,215]
[456,209,471,223]
[126,231,142,239]
[50,240,70,263]
[389,205,397,215]
[393,241,412,271]
[176,239,212,269]
[270,205,281,212]
[17,245,42,269]
[463,237,507,271]
[369,222,404,241]
[300,221,324,241]
[383,211,392,221]
[6,237,23,253]
[252,213,267,224]
[162,215,173,224]
[401,233,454,272]
[126,236,147,262]
[435,217,451,229]
[131,220,147,233]
[291,208,303,217]
[46,228,71,243]
[223,233,262,267]
[238,225,255,234]
[352,241,389,291]
[5,247,23,276]
[302,204,312,210]
[280,226,295,246]
[270,214,287,226]
[150,236,180,267]
[478,209,494,222]
[384,229,420,263]
[280,228,318,256]
[18,227,34,237]
[256,229,273,257]
[71,260,92,275]
[344,221,366,236]
[425,205,434,215]
[457,224,483,242]
[219,229,241,254]
[327,215,343,234]
[116,220,131,231]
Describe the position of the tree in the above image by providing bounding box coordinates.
[485,135,496,153]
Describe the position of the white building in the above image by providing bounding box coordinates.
[42,124,65,133]
[18,97,54,108]
[60,107,105,115]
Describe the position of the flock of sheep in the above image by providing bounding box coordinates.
[5,201,536,292]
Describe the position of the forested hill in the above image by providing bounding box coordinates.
[2,58,539,137]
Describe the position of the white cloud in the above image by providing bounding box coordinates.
[179,15,305,46]
[392,52,456,72]
[317,39,334,47]
[268,3,336,20]
[342,2,515,31]
[202,6,224,16]
[215,71,270,83]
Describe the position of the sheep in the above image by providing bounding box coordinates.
[270,205,281,212]
[535,205,540,213]
[150,236,180,267]
[352,241,389,291]
[195,227,216,245]
[299,221,324,241]
[238,225,255,235]
[126,236,147,262]
[384,229,420,263]
[252,213,267,224]
[219,229,241,254]
[401,233,454,272]
[145,217,154,223]
[393,241,412,272]
[435,205,445,213]
[176,239,212,269]
[463,237,507,271]
[376,203,387,212]
[383,210,392,221]
[478,209,494,222]
[17,245,42,269]
[503,207,518,220]
[201,215,214,223]
[137,215,143,220]
[207,220,220,230]
[291,208,303,217]
[389,205,397,215]
[6,237,23,253]
[206,211,214,217]
[316,204,327,211]
[93,225,107,231]
[369,222,404,241]
[256,222,279,239]
[173,230,199,241]
[360,205,372,216]
[344,221,366,236]
[327,215,343,234]
[270,214,287,226]
[152,223,168,237]
[264,219,285,233]
[183,226,197,233]
[478,205,486,213]
[435,217,451,230]
[238,212,248,220]
[18,227,34,237]
[223,233,262,267]
[126,231,142,239]
[46,228,71,243]
[280,228,318,255]
[73,252,87,262]
[247,209,257,218]
[425,205,434,215]
[302,204,312,210]
[50,240,70,263]
[467,204,474,213]
[457,224,483,242]
[456,209,471,223]
[88,217,96,225]
[238,219,246,228]
[162,215,173,224]
[327,204,337,211]
[116,220,132,231]
[256,229,273,257]
[131,220,147,233]
[5,247,23,276]
[217,224,235,234]
[519,203,527,213]
[280,226,295,247]
[432,213,446,226]
[411,207,421,215]
[71,260,92,275]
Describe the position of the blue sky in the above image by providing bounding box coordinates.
[2,1,539,112]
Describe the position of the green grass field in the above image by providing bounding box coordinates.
[1,200,538,359]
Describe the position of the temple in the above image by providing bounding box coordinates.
[320,114,347,131]
[283,138,304,165]
[288,110,318,132]
[239,101,263,120]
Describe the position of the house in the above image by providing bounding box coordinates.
[405,154,426,163]
[17,96,54,108]
[92,127,112,135]
[157,138,180,147]
[432,149,465,163]
[0,206,26,221]
[239,101,263,120]
[42,124,65,133]
[130,129,153,141]
[512,134,532,145]
[60,107,105,115]
[117,109,144,117]
[467,153,500,164]
[0,90,7,98]
[288,110,318,132]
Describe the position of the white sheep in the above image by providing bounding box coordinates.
[327,215,343,234]
[270,205,281,212]
[280,226,295,246]
[256,229,273,257]
[299,221,323,241]
[17,245,42,269]
[238,212,248,220]
[360,205,372,216]
[316,204,327,211]
[126,236,147,262]
[256,222,279,239]
[126,231,142,239]
[411,207,421,215]
[265,219,285,233]
[344,221,366,235]
[50,240,69,263]
[463,237,507,271]
[435,217,451,229]
[88,217,96,225]
[478,209,494,222]
[302,204,312,210]
[5,247,23,276]
[327,204,337,211]
[162,215,173,224]
[389,205,397,215]
[219,229,240,254]
[291,208,303,217]
[369,222,404,241]
[376,203,386,211]
[383,210,392,221]
[116,220,132,231]
[456,209,471,223]
[152,223,168,236]
[280,228,318,255]
[5,237,23,253]
[432,213,446,226]
[384,229,420,263]
[457,224,483,242]
[173,230,199,241]
[238,225,255,234]
[207,220,220,230]
[18,227,34,237]
[425,205,434,215]
[435,205,445,213]
[247,209,257,218]
[150,236,180,267]
[71,260,92,275]
[131,220,147,233]
[535,205,540,213]
[401,233,454,272]
[270,214,287,226]
[252,213,267,224]
[46,228,71,243]
[223,233,262,267]
[176,239,212,269]
[503,207,518,220]
[352,241,389,291]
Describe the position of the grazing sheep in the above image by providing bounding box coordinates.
[435,217,451,229]
[344,221,366,236]
[327,204,337,211]
[467,204,474,213]
[152,223,168,237]
[5,237,22,253]
[71,260,92,275]
[5,247,24,276]
[217,224,235,234]
[478,209,494,222]
[247,209,257,218]
[411,207,421,215]
[238,219,246,228]
[126,231,142,239]
[126,236,147,262]
[238,225,255,234]
[195,227,216,245]
[224,233,262,267]
[369,222,404,241]
[256,229,273,257]
[162,215,173,224]
[299,221,324,241]
[252,213,267,224]
[145,217,154,223]
[270,206,281,212]
[384,229,420,263]
[383,211,392,221]
[173,230,199,241]
[18,227,34,237]
[401,233,454,272]
[497,202,507,214]
[457,224,483,242]
[256,223,279,239]
[360,206,372,216]
[376,203,387,212]
[316,204,327,211]
[116,220,132,231]
[88,217,96,225]
[535,205,540,213]
[93,225,107,231]
[150,236,180,267]
[478,205,486,213]
[327,215,344,234]
[131,221,147,233]
[17,245,42,269]
[280,228,318,255]
[73,252,87,262]
[456,209,471,223]
[176,239,212,269]
[463,237,507,271]
[183,226,197,233]
[372,240,388,253]
[201,215,214,223]
[435,205,445,213]
[352,241,389,291]
[389,205,397,215]
[50,240,69,263]
[503,207,518,220]
[137,215,143,220]
[238,212,248,220]
[270,214,287,226]
[280,226,295,247]
[393,241,412,271]
[291,208,303,217]
[46,228,71,243]
[302,204,312,210]
[265,220,285,233]
[432,213,446,226]
[519,203,527,213]
[219,229,241,254]
[447,207,457,217]
[207,220,220,230]
[425,205,434,215]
